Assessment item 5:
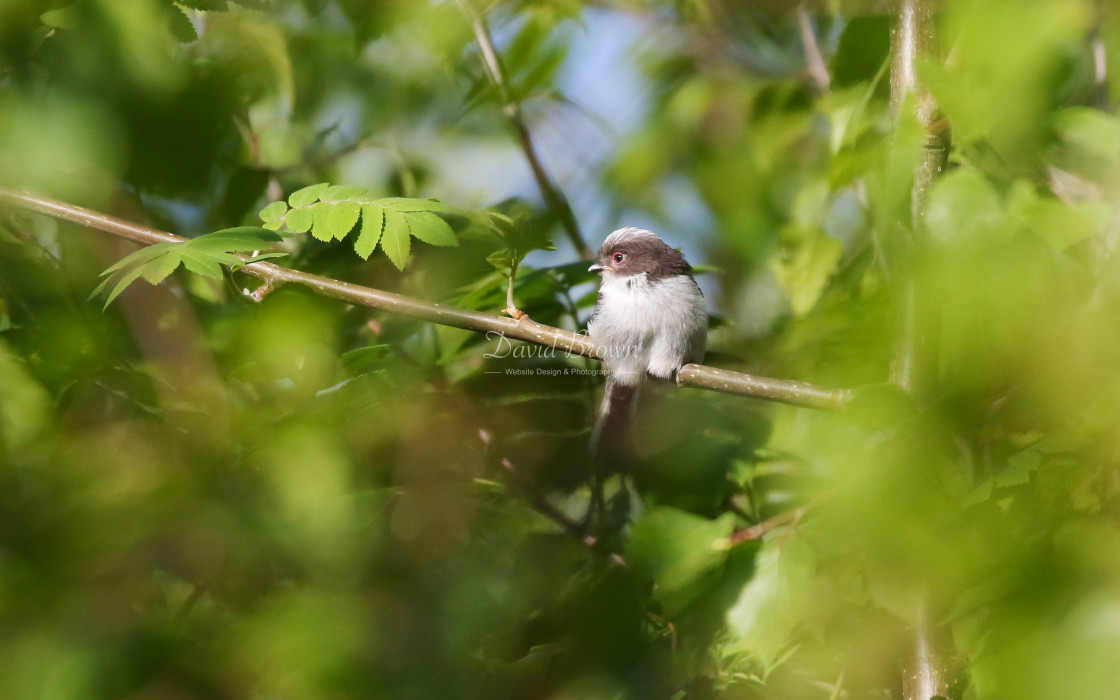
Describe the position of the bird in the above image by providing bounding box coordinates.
[586,227,707,461]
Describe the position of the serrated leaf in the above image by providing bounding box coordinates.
[488,211,515,232]
[322,185,370,201]
[355,205,384,260]
[102,265,151,309]
[167,3,198,43]
[92,227,287,308]
[260,201,289,223]
[99,242,179,277]
[262,221,283,231]
[375,197,449,212]
[381,209,411,270]
[177,250,225,279]
[406,212,457,247]
[286,207,313,233]
[289,182,330,208]
[486,248,514,273]
[140,254,181,285]
[310,203,333,242]
[328,201,362,240]
[187,227,282,253]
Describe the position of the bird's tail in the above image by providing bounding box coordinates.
[590,379,638,464]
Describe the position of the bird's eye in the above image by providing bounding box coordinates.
[612,252,627,265]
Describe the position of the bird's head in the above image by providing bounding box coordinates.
[588,227,693,281]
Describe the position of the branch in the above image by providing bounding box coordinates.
[478,429,626,566]
[0,187,853,410]
[797,4,831,92]
[727,498,820,546]
[456,0,593,260]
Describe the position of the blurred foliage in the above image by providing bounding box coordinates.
[4,0,1120,699]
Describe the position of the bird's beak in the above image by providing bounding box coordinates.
[588,263,604,273]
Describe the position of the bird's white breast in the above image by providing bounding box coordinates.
[588,272,706,386]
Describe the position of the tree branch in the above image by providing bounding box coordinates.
[456,0,593,260]
[0,187,852,410]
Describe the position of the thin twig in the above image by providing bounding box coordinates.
[727,498,821,545]
[0,186,853,410]
[478,429,626,565]
[456,0,592,260]
[797,4,831,92]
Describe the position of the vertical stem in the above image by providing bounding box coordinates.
[889,0,947,395]
[890,3,960,700]
[457,0,593,260]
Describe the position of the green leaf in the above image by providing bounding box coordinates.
[355,205,384,260]
[102,265,152,309]
[322,185,369,201]
[628,507,736,616]
[289,182,330,208]
[375,197,449,212]
[1017,197,1109,250]
[286,207,313,233]
[310,203,333,242]
[167,3,198,43]
[328,201,362,240]
[486,248,515,275]
[769,227,843,317]
[140,254,181,285]
[726,537,815,666]
[406,212,457,247]
[260,201,289,223]
[1054,107,1120,161]
[830,16,890,87]
[41,6,80,30]
[925,170,1013,248]
[341,345,392,377]
[0,340,52,447]
[381,209,411,270]
[92,228,287,307]
[177,250,226,279]
[99,242,179,277]
[187,227,282,253]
